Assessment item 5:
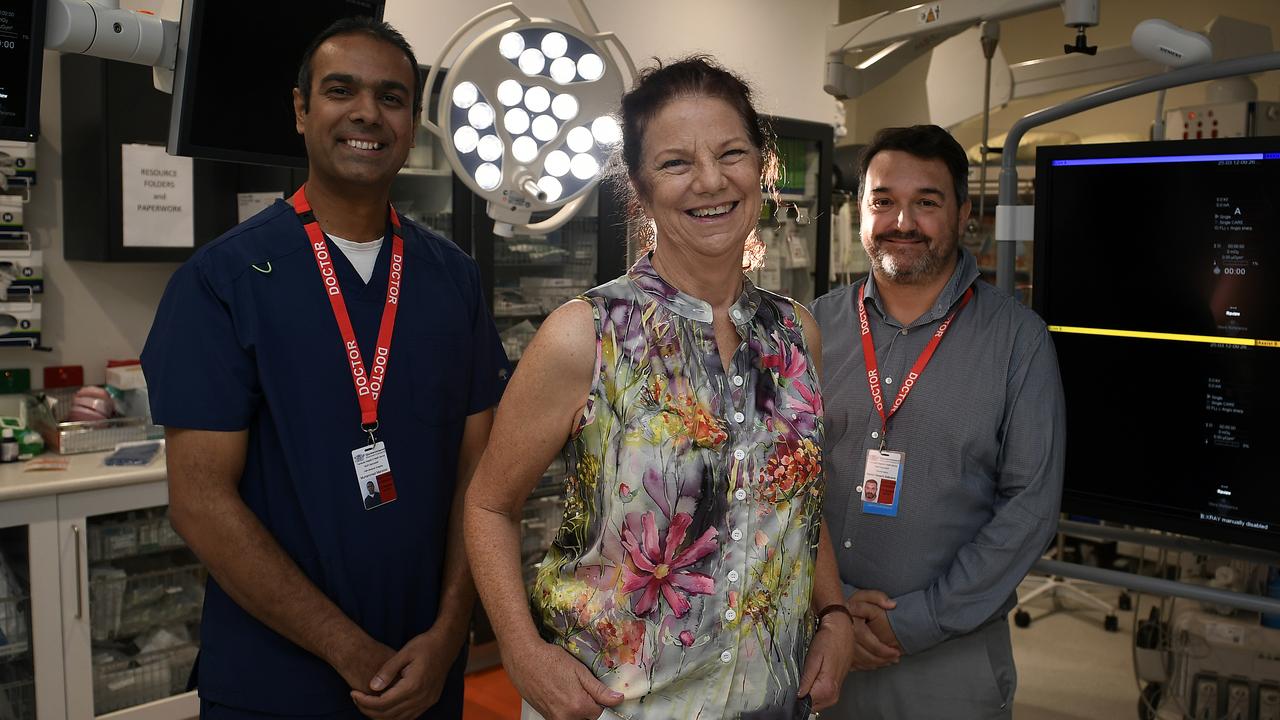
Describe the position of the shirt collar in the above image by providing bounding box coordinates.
[862,247,980,326]
[628,252,761,325]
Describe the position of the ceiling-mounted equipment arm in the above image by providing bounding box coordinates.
[44,0,178,69]
[825,0,1098,100]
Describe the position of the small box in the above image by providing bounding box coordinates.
[0,303,40,348]
[0,141,36,185]
[0,250,42,294]
[105,365,146,390]
[44,366,83,389]
[0,197,22,232]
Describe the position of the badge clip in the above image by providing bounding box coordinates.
[361,422,378,446]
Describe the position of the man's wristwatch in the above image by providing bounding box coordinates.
[816,604,855,629]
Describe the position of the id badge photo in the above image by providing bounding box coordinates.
[859,449,903,517]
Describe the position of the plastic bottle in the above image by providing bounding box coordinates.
[0,428,18,463]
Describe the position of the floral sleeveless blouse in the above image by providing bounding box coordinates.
[531,253,825,719]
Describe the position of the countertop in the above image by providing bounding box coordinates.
[0,450,166,502]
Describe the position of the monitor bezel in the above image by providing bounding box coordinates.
[166,0,384,167]
[0,0,47,142]
[1033,135,1280,552]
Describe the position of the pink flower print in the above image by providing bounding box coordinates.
[678,630,695,647]
[789,380,824,417]
[760,339,807,380]
[621,511,718,618]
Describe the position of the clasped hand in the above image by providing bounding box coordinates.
[846,589,903,671]
[343,627,457,720]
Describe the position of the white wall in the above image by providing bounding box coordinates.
[385,0,841,126]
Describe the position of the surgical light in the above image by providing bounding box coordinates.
[423,1,635,237]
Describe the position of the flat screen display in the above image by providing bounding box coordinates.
[167,0,382,167]
[0,0,45,141]
[1034,137,1280,551]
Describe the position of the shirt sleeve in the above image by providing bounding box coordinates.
[886,325,1066,654]
[141,257,261,431]
[462,258,511,415]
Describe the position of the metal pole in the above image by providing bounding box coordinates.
[996,51,1280,294]
[1034,559,1280,616]
[1057,519,1280,565]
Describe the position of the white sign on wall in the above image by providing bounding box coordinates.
[121,143,194,248]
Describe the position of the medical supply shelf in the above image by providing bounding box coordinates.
[0,454,202,720]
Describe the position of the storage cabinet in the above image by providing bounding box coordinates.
[0,474,201,720]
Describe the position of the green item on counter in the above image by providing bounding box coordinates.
[18,429,44,459]
[0,416,21,429]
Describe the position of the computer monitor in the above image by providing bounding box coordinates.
[167,0,383,167]
[1034,137,1280,551]
[0,0,46,142]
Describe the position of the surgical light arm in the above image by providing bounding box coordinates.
[825,0,1098,99]
[43,0,178,70]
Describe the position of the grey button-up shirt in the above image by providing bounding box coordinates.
[811,248,1065,655]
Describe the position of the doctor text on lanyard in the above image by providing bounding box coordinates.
[855,284,972,516]
[292,185,405,510]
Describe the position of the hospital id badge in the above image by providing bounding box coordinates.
[859,449,903,517]
[352,442,397,510]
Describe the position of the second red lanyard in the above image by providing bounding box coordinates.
[857,285,973,450]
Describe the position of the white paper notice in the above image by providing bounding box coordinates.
[237,192,283,223]
[121,143,195,248]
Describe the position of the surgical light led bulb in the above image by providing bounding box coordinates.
[453,126,480,154]
[477,134,504,162]
[497,79,524,107]
[518,48,546,75]
[504,108,530,135]
[512,136,539,163]
[566,126,593,153]
[476,163,502,190]
[549,56,577,84]
[468,102,495,130]
[591,116,621,145]
[452,82,479,109]
[571,152,599,180]
[577,53,604,81]
[544,150,571,177]
[541,32,568,59]
[551,93,578,120]
[531,114,558,142]
[524,86,551,113]
[499,32,525,60]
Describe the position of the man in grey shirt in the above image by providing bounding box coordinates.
[812,125,1065,719]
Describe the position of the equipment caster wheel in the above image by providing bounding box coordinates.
[1118,592,1133,611]
[1105,614,1119,632]
[1014,610,1031,628]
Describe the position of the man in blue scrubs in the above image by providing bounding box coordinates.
[142,17,508,719]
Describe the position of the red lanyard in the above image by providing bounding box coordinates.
[291,186,404,439]
[857,285,973,450]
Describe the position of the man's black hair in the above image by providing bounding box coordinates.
[297,16,423,117]
[858,125,969,206]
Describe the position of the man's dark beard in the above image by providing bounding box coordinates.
[868,229,951,284]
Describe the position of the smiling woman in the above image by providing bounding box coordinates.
[465,56,857,720]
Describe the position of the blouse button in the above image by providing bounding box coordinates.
[720,650,733,663]
[734,488,747,501]
[733,411,745,423]
[725,608,737,622]
[733,449,746,461]
[733,375,744,387]
[731,528,743,541]
[728,570,739,582]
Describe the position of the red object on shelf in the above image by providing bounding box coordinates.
[106,359,141,368]
[44,366,84,388]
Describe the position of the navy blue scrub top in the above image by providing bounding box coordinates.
[142,200,509,716]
